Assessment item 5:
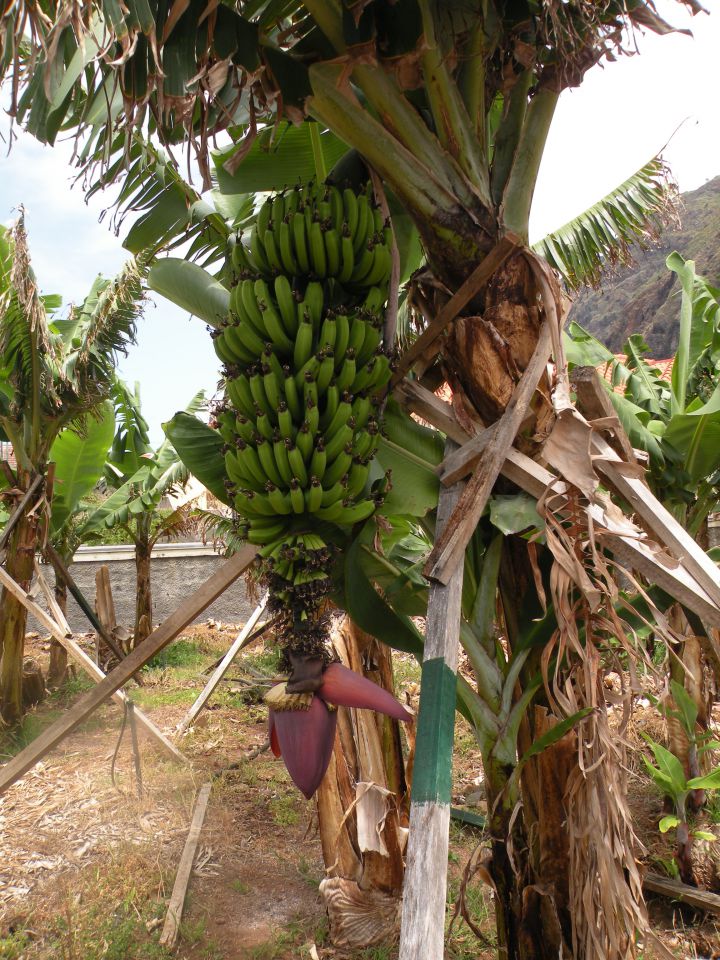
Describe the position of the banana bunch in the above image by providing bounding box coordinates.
[212,179,393,662]
[230,180,392,288]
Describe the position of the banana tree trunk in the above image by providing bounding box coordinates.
[317,616,409,950]
[0,496,40,724]
[134,516,152,646]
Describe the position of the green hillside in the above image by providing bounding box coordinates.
[569,176,720,356]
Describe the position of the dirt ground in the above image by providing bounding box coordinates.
[1,625,719,960]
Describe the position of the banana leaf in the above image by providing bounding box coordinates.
[163,412,230,505]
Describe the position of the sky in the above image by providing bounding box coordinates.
[1,0,719,444]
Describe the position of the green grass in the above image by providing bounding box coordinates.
[145,639,207,672]
[132,687,198,709]
[240,645,283,676]
[230,878,251,895]
[0,930,31,959]
[269,794,300,827]
[0,708,63,760]
[49,673,94,704]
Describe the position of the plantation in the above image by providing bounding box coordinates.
[2,1,720,959]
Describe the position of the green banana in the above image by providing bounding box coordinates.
[283,369,303,421]
[274,275,298,336]
[342,188,358,237]
[277,402,296,441]
[333,312,350,365]
[335,353,357,393]
[293,319,314,370]
[249,371,273,418]
[256,436,285,488]
[291,210,311,273]
[267,484,293,515]
[287,444,309,486]
[289,479,306,514]
[296,422,314,461]
[279,219,299,275]
[324,227,341,277]
[309,221,327,278]
[324,420,356,463]
[310,439,327,480]
[273,437,294,486]
[305,477,323,513]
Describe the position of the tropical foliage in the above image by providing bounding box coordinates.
[0,216,141,721]
[0,2,711,958]
[77,381,204,645]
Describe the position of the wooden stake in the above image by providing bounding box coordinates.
[175,594,268,737]
[0,546,255,794]
[643,872,720,916]
[95,565,119,663]
[44,543,128,666]
[399,451,465,960]
[0,473,43,555]
[590,433,720,610]
[160,781,213,947]
[570,366,637,464]
[425,322,552,584]
[391,236,519,386]
[394,385,720,631]
[10,563,187,764]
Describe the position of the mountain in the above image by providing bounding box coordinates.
[569,176,720,356]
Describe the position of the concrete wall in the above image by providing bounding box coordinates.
[29,543,255,634]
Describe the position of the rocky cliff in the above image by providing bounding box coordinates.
[569,176,720,355]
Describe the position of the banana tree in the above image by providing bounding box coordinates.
[78,382,205,645]
[0,1,708,956]
[0,216,141,723]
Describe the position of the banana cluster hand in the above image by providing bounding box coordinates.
[230,181,393,287]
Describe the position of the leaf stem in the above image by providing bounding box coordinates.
[309,121,327,183]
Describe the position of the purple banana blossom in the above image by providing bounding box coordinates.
[267,664,413,798]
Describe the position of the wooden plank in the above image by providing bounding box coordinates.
[175,594,268,737]
[0,546,255,793]
[394,380,468,445]
[425,322,553,584]
[0,473,43,553]
[570,366,637,464]
[399,463,464,960]
[591,434,720,610]
[398,379,720,628]
[159,781,213,947]
[15,563,187,764]
[643,872,720,916]
[44,543,128,666]
[390,236,519,387]
[496,448,720,631]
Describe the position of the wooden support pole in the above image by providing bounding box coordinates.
[570,365,637,464]
[425,322,552,584]
[0,546,255,793]
[393,384,720,631]
[590,433,720,610]
[0,473,43,555]
[390,236,519,387]
[399,454,465,960]
[44,542,127,666]
[6,563,187,764]
[175,594,268,737]
[643,872,720,916]
[160,781,213,948]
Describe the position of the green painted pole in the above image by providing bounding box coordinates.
[399,445,465,959]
